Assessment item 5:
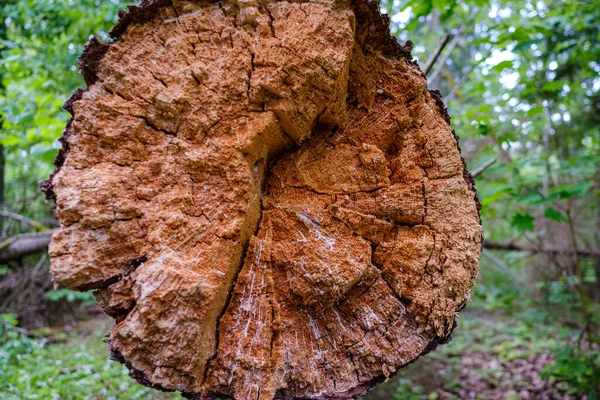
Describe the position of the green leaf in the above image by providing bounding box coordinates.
[541,80,564,92]
[513,38,542,52]
[569,359,587,376]
[491,60,513,72]
[552,183,592,200]
[515,192,545,205]
[511,213,535,234]
[544,207,566,223]
[477,122,489,136]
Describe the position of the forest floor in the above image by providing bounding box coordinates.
[365,308,579,400]
[0,306,584,400]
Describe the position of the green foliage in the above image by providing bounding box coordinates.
[473,281,521,312]
[367,306,594,399]
[0,0,125,225]
[0,314,179,399]
[1,313,44,378]
[543,207,566,223]
[380,5,600,396]
[44,289,96,306]
[381,0,600,237]
[435,313,568,361]
[510,212,535,233]
[391,380,432,400]
[543,346,600,397]
[0,0,599,398]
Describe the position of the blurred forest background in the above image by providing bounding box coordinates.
[0,0,598,399]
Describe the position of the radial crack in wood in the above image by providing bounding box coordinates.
[42,0,483,398]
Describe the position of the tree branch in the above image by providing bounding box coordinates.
[424,33,451,75]
[0,211,48,231]
[483,240,600,258]
[428,8,479,83]
[472,157,496,178]
[0,230,57,263]
[482,248,524,284]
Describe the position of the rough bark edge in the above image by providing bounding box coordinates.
[108,343,177,394]
[40,87,85,200]
[40,0,175,200]
[76,256,147,292]
[351,0,415,62]
[40,1,483,397]
[429,89,482,219]
[39,0,417,202]
[178,322,459,400]
[109,0,174,39]
[40,119,73,201]
[79,37,112,86]
[41,37,109,200]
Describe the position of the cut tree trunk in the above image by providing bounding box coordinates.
[42,0,482,398]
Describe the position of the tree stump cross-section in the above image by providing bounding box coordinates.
[42,0,483,398]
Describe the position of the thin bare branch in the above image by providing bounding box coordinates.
[472,157,497,178]
[482,248,524,284]
[424,33,451,75]
[428,8,480,83]
[483,240,600,258]
[0,211,48,231]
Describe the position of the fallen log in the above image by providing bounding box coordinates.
[483,240,600,258]
[0,231,56,264]
[42,0,483,398]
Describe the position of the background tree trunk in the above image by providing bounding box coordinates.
[0,15,7,234]
[42,0,482,398]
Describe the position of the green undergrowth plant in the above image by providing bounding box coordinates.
[0,313,179,399]
[542,344,600,399]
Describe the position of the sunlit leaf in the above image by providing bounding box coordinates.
[541,80,564,92]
